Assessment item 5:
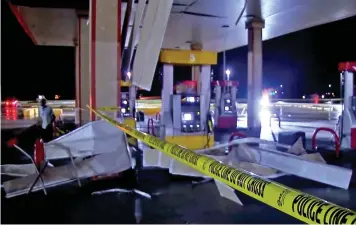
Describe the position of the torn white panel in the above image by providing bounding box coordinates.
[3,149,132,198]
[142,147,161,168]
[234,143,352,189]
[128,0,147,66]
[158,152,172,169]
[169,160,206,178]
[214,149,284,205]
[236,162,288,179]
[214,180,243,206]
[132,0,173,90]
[141,142,170,169]
[287,137,307,155]
[198,137,292,154]
[45,120,129,160]
[300,152,326,163]
[1,164,37,177]
[1,119,37,130]
[211,147,285,205]
[169,153,226,177]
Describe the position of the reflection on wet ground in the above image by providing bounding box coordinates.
[2,167,355,224]
[1,123,356,224]
[2,106,70,121]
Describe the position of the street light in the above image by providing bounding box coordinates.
[280,84,283,88]
[225,69,231,80]
[328,84,332,88]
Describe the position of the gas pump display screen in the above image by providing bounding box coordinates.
[181,96,200,104]
[180,95,201,132]
[182,113,193,121]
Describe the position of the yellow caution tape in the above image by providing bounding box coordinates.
[88,105,356,224]
[127,137,138,147]
[97,104,162,112]
[56,127,65,135]
[97,106,121,111]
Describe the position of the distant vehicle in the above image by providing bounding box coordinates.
[2,98,24,119]
[2,98,21,108]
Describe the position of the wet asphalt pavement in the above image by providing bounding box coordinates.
[1,124,356,224]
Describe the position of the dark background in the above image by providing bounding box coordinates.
[2,0,356,100]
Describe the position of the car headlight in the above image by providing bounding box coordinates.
[260,94,270,106]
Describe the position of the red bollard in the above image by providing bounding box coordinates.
[34,139,45,167]
[228,132,247,152]
[311,127,340,158]
[7,138,17,148]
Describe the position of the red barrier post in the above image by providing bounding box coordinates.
[34,139,45,167]
[311,127,340,158]
[7,138,17,148]
[228,132,247,152]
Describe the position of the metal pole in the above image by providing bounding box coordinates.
[223,50,226,80]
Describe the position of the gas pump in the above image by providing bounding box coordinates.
[118,80,137,136]
[120,92,130,117]
[159,49,217,150]
[119,81,133,118]
[213,80,238,130]
[173,81,202,133]
[337,62,356,149]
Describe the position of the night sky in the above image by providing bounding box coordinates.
[2,1,356,100]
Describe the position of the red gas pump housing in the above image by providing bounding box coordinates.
[34,139,45,167]
[212,80,239,130]
[338,61,356,150]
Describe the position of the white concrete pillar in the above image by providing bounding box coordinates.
[132,0,173,90]
[341,71,354,148]
[161,65,174,115]
[191,43,203,93]
[75,17,90,125]
[160,64,174,139]
[129,85,137,117]
[245,17,264,135]
[344,71,354,111]
[89,0,122,120]
[75,24,80,126]
[200,65,211,130]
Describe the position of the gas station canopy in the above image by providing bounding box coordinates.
[9,0,356,51]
